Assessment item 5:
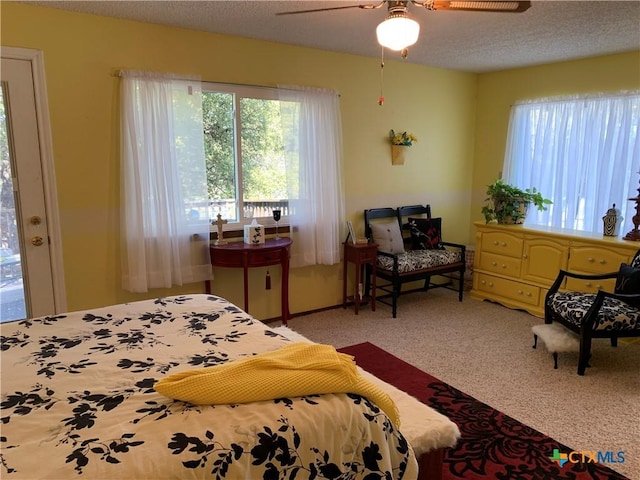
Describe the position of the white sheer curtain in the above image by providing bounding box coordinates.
[278,86,345,268]
[503,91,640,231]
[120,70,211,292]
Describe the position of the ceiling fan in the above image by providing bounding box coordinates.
[277,1,531,52]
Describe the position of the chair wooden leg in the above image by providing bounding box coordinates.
[578,333,592,375]
[392,281,400,318]
[458,269,464,302]
[610,337,618,347]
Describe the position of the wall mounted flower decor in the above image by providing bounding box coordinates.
[389,129,417,146]
[389,129,417,165]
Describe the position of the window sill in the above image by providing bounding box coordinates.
[210,225,291,241]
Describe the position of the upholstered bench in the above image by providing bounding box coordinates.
[376,249,462,273]
[364,205,465,318]
[532,323,580,369]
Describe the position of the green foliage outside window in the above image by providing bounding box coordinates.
[202,92,235,200]
[202,90,290,221]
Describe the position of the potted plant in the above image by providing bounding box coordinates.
[482,179,552,224]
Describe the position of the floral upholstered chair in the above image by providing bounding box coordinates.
[544,249,640,375]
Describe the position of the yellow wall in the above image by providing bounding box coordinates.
[3,4,638,319]
[1,3,477,317]
[471,51,640,224]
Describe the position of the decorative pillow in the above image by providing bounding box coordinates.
[408,217,445,250]
[614,263,640,295]
[370,221,405,255]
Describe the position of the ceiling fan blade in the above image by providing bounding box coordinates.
[430,1,531,13]
[276,3,384,16]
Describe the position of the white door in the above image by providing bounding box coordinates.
[0,48,65,321]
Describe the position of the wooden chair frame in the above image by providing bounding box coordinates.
[364,205,465,318]
[544,249,640,375]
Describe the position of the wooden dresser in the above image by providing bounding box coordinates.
[471,222,639,317]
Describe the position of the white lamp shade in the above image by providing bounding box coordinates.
[376,15,420,51]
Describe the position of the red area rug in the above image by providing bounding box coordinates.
[337,342,629,480]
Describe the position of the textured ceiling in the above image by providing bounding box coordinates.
[24,0,640,72]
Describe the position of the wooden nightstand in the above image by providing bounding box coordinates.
[342,241,377,314]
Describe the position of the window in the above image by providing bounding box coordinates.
[201,82,345,268]
[120,72,343,288]
[503,92,640,232]
[201,83,293,226]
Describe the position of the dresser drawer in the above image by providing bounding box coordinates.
[565,277,617,294]
[478,251,522,278]
[568,246,630,274]
[476,273,540,306]
[480,232,523,258]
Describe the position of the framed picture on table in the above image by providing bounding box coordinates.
[346,220,357,245]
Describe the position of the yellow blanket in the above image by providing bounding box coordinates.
[155,342,400,427]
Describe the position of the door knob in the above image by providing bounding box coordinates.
[31,236,44,246]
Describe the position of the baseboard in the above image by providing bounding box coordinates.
[263,284,459,324]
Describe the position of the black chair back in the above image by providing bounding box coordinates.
[364,208,400,240]
[397,204,432,219]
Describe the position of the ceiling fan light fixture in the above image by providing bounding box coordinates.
[376,13,420,51]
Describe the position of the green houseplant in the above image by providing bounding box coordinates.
[482,179,552,224]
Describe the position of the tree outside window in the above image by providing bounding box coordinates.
[202,84,293,225]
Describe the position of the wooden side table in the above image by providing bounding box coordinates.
[343,242,377,314]
[206,238,292,324]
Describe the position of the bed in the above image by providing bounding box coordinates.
[0,294,458,479]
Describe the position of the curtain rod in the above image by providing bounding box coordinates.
[112,70,334,94]
[510,89,640,107]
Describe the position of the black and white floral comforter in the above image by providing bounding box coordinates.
[0,294,417,479]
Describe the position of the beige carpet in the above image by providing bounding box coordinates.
[285,289,640,479]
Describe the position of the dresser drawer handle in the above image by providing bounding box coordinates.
[523,254,528,259]
[517,289,523,295]
[501,264,506,269]
[488,282,494,287]
[596,284,602,289]
[586,282,591,287]
[501,242,506,246]
[493,241,498,245]
[588,257,595,263]
[492,261,497,266]
[481,280,486,285]
[599,259,606,264]
[526,292,532,297]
